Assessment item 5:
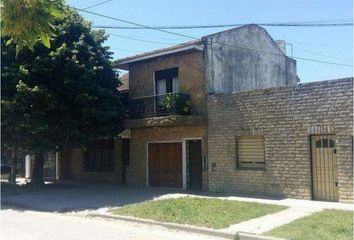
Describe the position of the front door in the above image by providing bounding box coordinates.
[59,151,71,180]
[187,140,202,190]
[311,135,339,201]
[148,142,182,188]
[122,139,130,184]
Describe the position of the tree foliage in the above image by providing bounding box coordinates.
[1,8,124,183]
[1,0,62,52]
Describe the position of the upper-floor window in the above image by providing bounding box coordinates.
[155,67,179,95]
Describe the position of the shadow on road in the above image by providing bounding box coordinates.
[1,180,186,213]
[1,180,285,213]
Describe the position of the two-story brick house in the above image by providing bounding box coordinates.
[115,39,208,190]
[59,24,353,202]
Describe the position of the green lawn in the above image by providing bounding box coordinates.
[110,197,287,229]
[266,209,353,240]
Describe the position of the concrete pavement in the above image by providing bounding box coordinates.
[155,193,354,211]
[0,209,227,240]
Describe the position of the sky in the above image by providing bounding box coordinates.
[67,0,353,82]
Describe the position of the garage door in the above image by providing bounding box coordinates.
[148,142,182,188]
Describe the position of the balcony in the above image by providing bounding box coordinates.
[129,93,191,119]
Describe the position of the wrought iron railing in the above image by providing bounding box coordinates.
[129,93,191,119]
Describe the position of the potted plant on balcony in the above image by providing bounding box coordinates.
[162,93,192,115]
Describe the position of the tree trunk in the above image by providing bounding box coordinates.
[31,153,45,185]
[9,149,17,184]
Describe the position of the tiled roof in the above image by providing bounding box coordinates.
[118,73,129,92]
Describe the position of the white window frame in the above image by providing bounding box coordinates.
[153,67,179,96]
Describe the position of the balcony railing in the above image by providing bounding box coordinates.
[129,93,191,119]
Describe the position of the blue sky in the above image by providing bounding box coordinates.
[67,0,353,82]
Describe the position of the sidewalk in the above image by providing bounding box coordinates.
[224,206,317,234]
[155,193,353,211]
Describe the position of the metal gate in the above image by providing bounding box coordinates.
[311,135,339,201]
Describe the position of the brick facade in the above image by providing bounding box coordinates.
[129,51,206,115]
[207,78,353,202]
[126,126,207,189]
[109,25,354,201]
[123,50,208,190]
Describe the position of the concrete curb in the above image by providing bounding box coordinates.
[235,232,286,240]
[87,213,235,239]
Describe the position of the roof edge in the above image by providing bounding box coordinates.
[113,40,203,70]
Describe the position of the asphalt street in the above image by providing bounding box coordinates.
[0,209,227,240]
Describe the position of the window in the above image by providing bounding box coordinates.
[315,138,335,148]
[236,136,265,168]
[85,139,114,172]
[155,67,179,95]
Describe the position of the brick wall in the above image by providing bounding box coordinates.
[207,78,353,202]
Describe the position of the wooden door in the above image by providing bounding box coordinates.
[311,135,339,201]
[60,151,71,180]
[148,142,182,188]
[187,140,202,190]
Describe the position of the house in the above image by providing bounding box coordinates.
[57,24,353,202]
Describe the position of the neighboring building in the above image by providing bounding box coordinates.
[207,78,353,202]
[118,73,129,93]
[203,25,299,94]
[59,24,353,202]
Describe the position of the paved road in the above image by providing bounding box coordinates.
[0,209,227,240]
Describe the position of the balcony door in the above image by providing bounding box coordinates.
[155,67,179,95]
[155,68,179,114]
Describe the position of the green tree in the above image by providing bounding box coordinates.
[1,0,62,52]
[1,8,124,185]
[1,36,23,184]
